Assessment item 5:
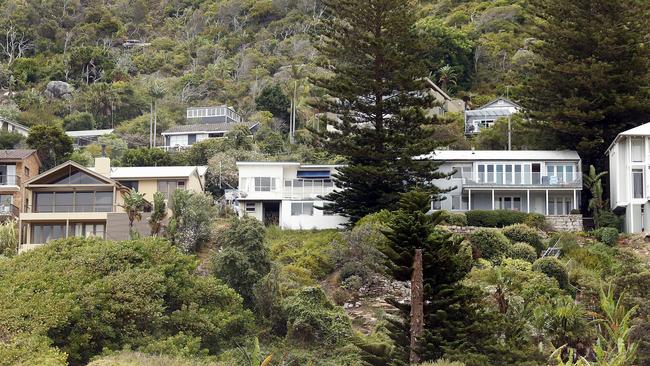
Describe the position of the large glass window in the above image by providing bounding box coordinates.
[496,165,504,184]
[52,170,104,185]
[632,138,645,162]
[478,165,485,182]
[487,165,494,183]
[95,192,113,212]
[32,223,66,244]
[451,195,469,211]
[54,192,73,213]
[254,177,275,192]
[33,191,113,212]
[158,180,185,199]
[291,202,314,216]
[35,192,54,212]
[633,169,644,198]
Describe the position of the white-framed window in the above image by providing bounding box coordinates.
[548,197,572,215]
[495,196,522,211]
[245,202,256,213]
[632,138,645,162]
[291,202,314,216]
[633,168,644,198]
[451,195,469,211]
[254,177,276,192]
[547,164,576,184]
[431,200,442,210]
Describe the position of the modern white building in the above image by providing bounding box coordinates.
[464,98,520,135]
[607,122,650,233]
[427,150,582,215]
[235,162,348,229]
[161,106,258,149]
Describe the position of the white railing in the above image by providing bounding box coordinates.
[462,172,582,187]
[282,179,335,199]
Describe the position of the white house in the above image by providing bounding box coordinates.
[464,98,520,135]
[235,162,348,229]
[161,106,258,149]
[0,118,29,137]
[426,150,582,215]
[606,122,650,233]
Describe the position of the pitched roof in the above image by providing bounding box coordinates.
[106,166,207,179]
[25,160,120,186]
[423,150,581,161]
[0,149,38,161]
[161,122,257,134]
[606,122,650,153]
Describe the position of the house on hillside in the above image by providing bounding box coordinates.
[0,118,29,137]
[426,150,582,216]
[235,162,348,229]
[464,98,521,135]
[66,129,114,147]
[423,77,466,117]
[607,122,650,233]
[161,106,258,149]
[18,156,207,250]
[0,149,40,220]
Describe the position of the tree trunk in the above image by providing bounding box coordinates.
[410,249,424,365]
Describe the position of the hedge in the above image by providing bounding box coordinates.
[439,211,468,226]
[465,210,546,228]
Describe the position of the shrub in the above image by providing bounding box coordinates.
[267,228,341,279]
[0,237,253,365]
[466,210,543,228]
[509,242,537,263]
[0,220,18,257]
[596,210,623,230]
[440,211,468,226]
[524,213,548,230]
[339,261,370,282]
[590,227,619,246]
[419,359,466,366]
[532,257,569,289]
[212,216,271,307]
[502,224,544,254]
[284,286,352,346]
[469,228,512,264]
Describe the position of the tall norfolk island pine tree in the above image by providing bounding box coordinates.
[311,0,447,223]
[521,0,650,169]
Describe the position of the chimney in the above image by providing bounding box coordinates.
[94,154,111,177]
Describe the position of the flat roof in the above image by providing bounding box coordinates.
[162,122,257,135]
[104,166,207,179]
[66,129,114,137]
[236,161,344,168]
[423,150,581,161]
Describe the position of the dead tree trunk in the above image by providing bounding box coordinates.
[410,249,424,364]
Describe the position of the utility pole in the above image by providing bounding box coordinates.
[290,80,297,144]
[506,86,512,151]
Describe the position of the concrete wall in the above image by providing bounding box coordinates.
[279,200,348,230]
[546,215,583,232]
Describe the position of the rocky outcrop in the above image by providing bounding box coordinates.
[44,81,74,99]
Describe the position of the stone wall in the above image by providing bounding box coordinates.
[546,214,583,232]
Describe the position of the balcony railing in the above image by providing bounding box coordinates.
[0,204,18,216]
[27,204,116,213]
[0,175,20,186]
[461,172,582,187]
[282,179,336,199]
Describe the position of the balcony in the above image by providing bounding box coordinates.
[282,179,336,199]
[461,172,582,188]
[0,175,20,186]
[0,204,18,217]
[27,204,116,213]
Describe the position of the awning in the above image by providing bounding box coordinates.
[297,170,331,179]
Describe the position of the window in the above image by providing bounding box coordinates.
[451,195,469,211]
[451,167,462,179]
[633,169,644,198]
[188,134,197,145]
[32,223,66,244]
[95,192,113,212]
[478,165,485,182]
[496,165,504,184]
[291,202,314,216]
[487,165,494,183]
[35,192,54,212]
[158,180,185,199]
[431,200,442,210]
[119,181,139,191]
[548,197,572,215]
[71,223,105,239]
[495,196,522,211]
[254,177,276,192]
[632,138,645,162]
[245,202,256,213]
[24,166,30,178]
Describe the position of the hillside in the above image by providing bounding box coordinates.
[0,0,533,145]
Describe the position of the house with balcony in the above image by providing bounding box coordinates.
[235,162,348,229]
[161,106,259,149]
[19,156,208,250]
[0,149,40,220]
[427,150,582,215]
[607,122,650,233]
[464,98,520,135]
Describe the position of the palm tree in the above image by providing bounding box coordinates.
[148,192,167,236]
[437,65,458,93]
[147,80,166,148]
[583,165,608,219]
[121,189,147,238]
